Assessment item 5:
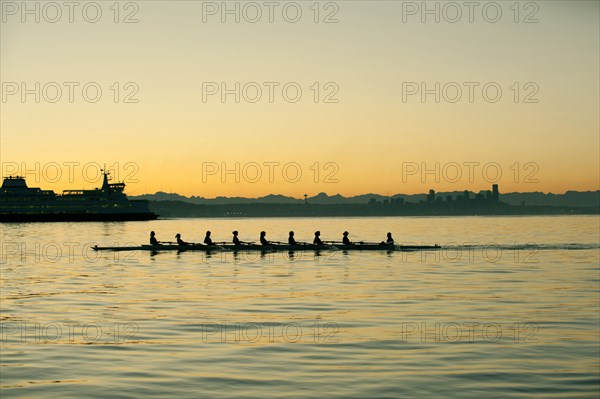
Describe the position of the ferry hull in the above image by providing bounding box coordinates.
[1,172,157,222]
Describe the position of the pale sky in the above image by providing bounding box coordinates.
[1,0,598,197]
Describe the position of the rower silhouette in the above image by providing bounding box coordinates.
[204,231,215,246]
[260,231,270,245]
[313,231,324,245]
[342,231,352,245]
[176,233,189,246]
[380,232,394,246]
[232,230,241,246]
[150,231,161,245]
[288,231,297,245]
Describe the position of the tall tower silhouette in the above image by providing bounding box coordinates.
[492,184,499,202]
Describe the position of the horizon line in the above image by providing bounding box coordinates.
[133,188,600,201]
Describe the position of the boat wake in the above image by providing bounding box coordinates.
[436,243,600,251]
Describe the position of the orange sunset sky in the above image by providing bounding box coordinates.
[1,1,598,198]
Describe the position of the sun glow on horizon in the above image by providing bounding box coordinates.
[1,1,598,198]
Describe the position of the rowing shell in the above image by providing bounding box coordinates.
[91,244,441,252]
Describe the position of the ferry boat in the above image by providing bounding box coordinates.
[0,171,157,222]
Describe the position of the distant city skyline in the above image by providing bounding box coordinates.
[2,167,598,200]
[1,160,598,198]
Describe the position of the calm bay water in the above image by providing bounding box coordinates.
[1,216,599,398]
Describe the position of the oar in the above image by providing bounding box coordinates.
[158,241,196,246]
[292,241,312,246]
[362,241,395,247]
[216,241,257,246]
[169,242,195,251]
[270,241,312,246]
[190,242,223,249]
[233,241,258,247]
[300,241,337,249]
[200,242,228,251]
[213,241,234,250]
[325,241,351,248]
[227,241,259,249]
[268,241,306,250]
